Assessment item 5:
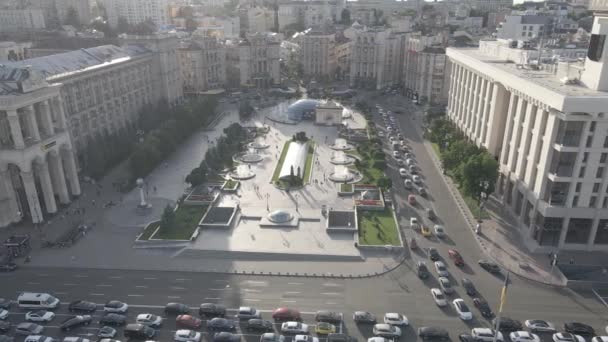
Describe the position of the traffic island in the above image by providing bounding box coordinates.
[356,207,402,248]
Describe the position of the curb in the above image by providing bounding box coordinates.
[415,118,565,287]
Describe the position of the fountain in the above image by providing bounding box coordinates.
[329,165,355,182]
[229,164,256,180]
[248,137,270,150]
[234,147,264,164]
[330,151,355,165]
[330,138,353,151]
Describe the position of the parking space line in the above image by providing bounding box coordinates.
[96,284,112,287]
[135,285,148,288]
[204,298,221,300]
[109,276,122,279]
[127,294,144,297]
[284,291,301,294]
[175,278,190,281]
[63,283,78,286]
[168,296,181,299]
[209,288,226,291]
[74,275,88,278]
[287,282,303,285]
[243,298,260,302]
[27,282,40,285]
[282,300,297,303]
[90,293,104,296]
[321,292,341,296]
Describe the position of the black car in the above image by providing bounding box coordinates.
[462,278,477,296]
[564,322,595,336]
[493,317,522,332]
[99,313,127,326]
[353,311,376,324]
[0,298,11,309]
[328,333,356,342]
[428,248,440,261]
[418,326,449,341]
[473,298,493,318]
[478,260,501,273]
[0,320,10,333]
[164,302,189,315]
[213,332,241,342]
[246,319,274,332]
[416,261,430,279]
[207,318,236,331]
[60,315,92,331]
[200,303,226,317]
[458,334,477,342]
[0,263,17,272]
[315,311,342,324]
[68,300,97,313]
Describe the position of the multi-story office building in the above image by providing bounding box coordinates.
[239,32,281,88]
[403,34,449,105]
[178,34,226,94]
[496,15,552,41]
[0,9,46,32]
[301,28,336,81]
[349,27,406,89]
[445,32,608,251]
[335,37,351,80]
[0,66,81,227]
[102,0,170,28]
[29,0,92,27]
[466,0,513,11]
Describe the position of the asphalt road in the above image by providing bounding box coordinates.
[1,92,606,342]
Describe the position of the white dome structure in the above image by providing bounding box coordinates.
[267,209,294,223]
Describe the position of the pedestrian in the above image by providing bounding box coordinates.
[569,258,574,265]
[153,186,157,193]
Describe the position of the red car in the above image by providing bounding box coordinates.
[448,249,464,267]
[408,195,416,205]
[272,308,301,321]
[176,315,202,329]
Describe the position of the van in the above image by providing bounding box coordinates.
[18,293,60,309]
[124,324,155,340]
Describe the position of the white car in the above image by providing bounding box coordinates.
[383,313,408,326]
[434,225,446,238]
[525,320,556,332]
[591,337,608,342]
[392,151,400,158]
[103,301,128,313]
[410,217,419,229]
[24,336,55,342]
[368,338,391,342]
[510,331,540,342]
[0,309,8,320]
[373,324,401,338]
[434,261,449,277]
[136,314,163,327]
[412,175,422,184]
[452,299,473,320]
[399,168,408,177]
[404,179,413,189]
[26,311,55,322]
[472,328,504,342]
[281,322,309,334]
[553,333,586,342]
[430,288,447,307]
[63,338,91,342]
[174,329,201,342]
[294,335,319,342]
[406,158,416,166]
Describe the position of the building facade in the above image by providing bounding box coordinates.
[178,35,226,94]
[0,42,32,62]
[0,9,46,32]
[349,27,406,89]
[0,66,81,228]
[102,0,170,28]
[301,29,337,81]
[403,34,450,105]
[445,35,608,251]
[239,32,281,88]
[496,15,552,41]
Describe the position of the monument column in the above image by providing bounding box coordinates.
[20,170,44,223]
[49,150,70,204]
[6,110,25,149]
[36,158,57,214]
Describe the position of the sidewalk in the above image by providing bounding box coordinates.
[401,100,567,287]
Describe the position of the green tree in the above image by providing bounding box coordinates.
[186,165,208,186]
[441,140,480,171]
[461,153,498,199]
[160,205,176,228]
[377,176,392,189]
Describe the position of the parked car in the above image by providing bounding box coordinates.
[60,316,92,331]
[418,326,449,341]
[478,260,501,273]
[438,277,454,294]
[99,313,127,326]
[315,322,336,335]
[68,301,96,313]
[207,318,236,332]
[459,334,477,342]
[103,301,128,313]
[453,299,473,320]
[26,311,55,322]
[413,175,422,184]
[509,331,540,342]
[383,313,408,326]
[0,299,11,309]
[428,247,440,261]
[462,278,477,295]
[199,304,226,317]
[408,195,417,205]
[260,333,285,342]
[174,329,201,342]
[564,323,595,336]
[24,336,54,342]
[294,336,318,342]
[421,225,432,237]
[525,320,556,332]
[473,298,493,318]
[176,315,202,329]
[430,288,447,307]
[410,217,419,229]
[426,208,435,220]
[315,311,341,324]
[0,263,17,272]
[236,307,261,320]
[472,328,503,342]
[97,326,117,338]
[553,333,586,342]
[246,319,274,332]
[434,225,446,238]
[165,303,189,315]
[416,261,430,279]
[136,314,163,327]
[0,321,10,333]
[448,250,464,267]
[0,309,7,320]
[373,324,401,338]
[418,187,427,197]
[280,322,309,334]
[353,311,377,324]
[272,308,301,321]
[399,168,408,177]
[404,180,413,189]
[434,261,449,277]
[213,332,240,342]
[15,323,44,336]
[493,317,522,332]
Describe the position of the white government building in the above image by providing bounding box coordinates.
[445,3,608,251]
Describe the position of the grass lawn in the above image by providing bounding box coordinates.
[139,221,160,241]
[431,142,441,156]
[271,141,291,182]
[340,183,353,192]
[358,207,400,246]
[461,192,491,220]
[302,142,315,183]
[224,179,239,190]
[155,205,208,240]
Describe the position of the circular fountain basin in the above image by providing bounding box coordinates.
[229,165,256,180]
[233,152,264,164]
[329,172,355,182]
[248,141,270,150]
[330,138,354,151]
[330,154,355,165]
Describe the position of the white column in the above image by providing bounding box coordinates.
[558,217,570,248]
[515,103,536,179]
[36,159,57,214]
[6,110,25,149]
[49,151,70,204]
[499,92,517,162]
[20,170,44,224]
[24,105,41,141]
[0,168,21,226]
[40,100,55,136]
[62,147,81,196]
[53,97,68,130]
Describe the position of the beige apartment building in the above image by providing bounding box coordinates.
[301,29,337,81]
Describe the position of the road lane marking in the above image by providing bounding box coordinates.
[127,294,143,297]
[175,278,190,281]
[243,298,260,302]
[144,277,157,280]
[27,282,40,285]
[63,283,78,286]
[284,292,301,294]
[135,285,148,288]
[323,283,342,287]
[282,300,297,303]
[321,292,341,296]
[243,289,261,293]
[170,286,186,290]
[325,302,337,305]
[168,296,181,299]
[204,298,221,300]
[75,275,88,278]
[287,282,303,285]
[96,284,112,287]
[90,293,104,296]
[209,288,226,291]
[109,276,122,279]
